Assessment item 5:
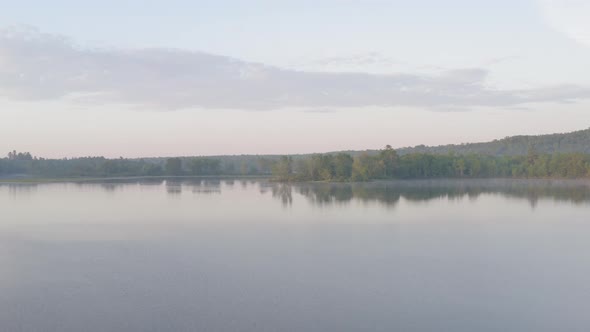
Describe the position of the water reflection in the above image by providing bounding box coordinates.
[6,183,38,199]
[240,180,249,188]
[271,184,293,207]
[165,179,183,195]
[99,183,120,192]
[284,179,590,208]
[3,179,590,332]
[184,179,222,194]
[3,178,590,208]
[138,179,165,186]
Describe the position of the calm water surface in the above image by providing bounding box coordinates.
[1,179,590,332]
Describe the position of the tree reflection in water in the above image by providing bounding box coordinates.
[271,183,293,207]
[267,179,590,208]
[4,178,590,209]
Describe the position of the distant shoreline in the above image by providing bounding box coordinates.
[3,176,590,185]
[0,175,270,184]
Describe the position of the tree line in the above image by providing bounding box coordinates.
[271,146,590,181]
[395,127,590,156]
[2,147,590,180]
[0,153,229,178]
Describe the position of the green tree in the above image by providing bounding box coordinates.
[352,153,377,181]
[333,153,354,181]
[142,163,163,176]
[165,158,183,175]
[272,156,293,181]
[379,145,399,178]
[454,158,466,177]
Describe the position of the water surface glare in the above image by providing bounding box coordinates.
[1,179,590,331]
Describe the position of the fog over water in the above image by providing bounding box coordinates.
[2,179,590,331]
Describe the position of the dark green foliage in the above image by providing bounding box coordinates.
[351,152,383,181]
[272,156,293,181]
[3,139,590,182]
[7,150,33,160]
[288,153,355,181]
[142,163,164,176]
[0,154,165,178]
[379,145,399,177]
[271,147,590,181]
[396,128,590,156]
[333,153,354,181]
[0,151,237,179]
[188,158,221,175]
[165,158,183,176]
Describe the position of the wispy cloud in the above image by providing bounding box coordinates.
[1,26,589,111]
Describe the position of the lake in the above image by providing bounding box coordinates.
[1,178,590,331]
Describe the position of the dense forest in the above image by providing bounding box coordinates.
[2,128,590,181]
[394,128,590,156]
[0,150,273,178]
[2,147,590,181]
[270,146,590,181]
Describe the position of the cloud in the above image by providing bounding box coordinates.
[1,25,590,111]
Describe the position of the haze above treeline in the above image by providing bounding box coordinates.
[2,128,590,181]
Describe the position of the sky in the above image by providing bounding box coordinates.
[1,0,590,158]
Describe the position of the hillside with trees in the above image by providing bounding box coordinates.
[394,128,590,156]
[270,146,590,181]
[3,128,590,181]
